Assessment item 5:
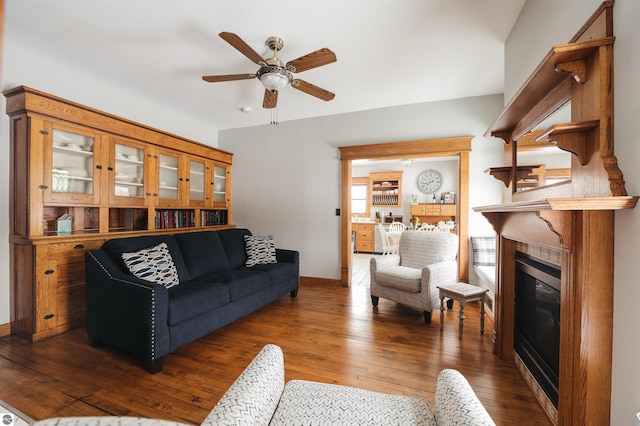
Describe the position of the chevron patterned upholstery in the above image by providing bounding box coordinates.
[202,344,285,426]
[270,380,435,425]
[435,369,496,425]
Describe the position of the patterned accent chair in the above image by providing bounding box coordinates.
[32,344,495,425]
[370,231,459,324]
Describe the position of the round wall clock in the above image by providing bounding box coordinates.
[417,169,443,194]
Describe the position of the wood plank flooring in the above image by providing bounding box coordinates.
[0,282,551,425]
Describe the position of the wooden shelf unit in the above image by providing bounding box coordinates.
[5,86,234,341]
[369,171,402,207]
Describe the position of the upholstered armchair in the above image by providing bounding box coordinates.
[370,231,459,323]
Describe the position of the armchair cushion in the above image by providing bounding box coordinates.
[374,265,422,292]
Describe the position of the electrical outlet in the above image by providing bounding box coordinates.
[335,208,341,216]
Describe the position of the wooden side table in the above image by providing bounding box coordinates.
[437,282,488,339]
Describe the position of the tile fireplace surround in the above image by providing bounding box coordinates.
[475,2,638,425]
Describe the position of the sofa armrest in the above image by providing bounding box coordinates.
[435,369,495,426]
[203,344,285,426]
[85,251,171,362]
[276,248,299,265]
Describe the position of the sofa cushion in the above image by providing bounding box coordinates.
[199,270,270,301]
[239,262,298,287]
[271,380,436,426]
[218,228,253,269]
[121,242,180,289]
[375,265,422,292]
[175,231,231,279]
[102,235,190,281]
[167,281,230,326]
[244,235,277,267]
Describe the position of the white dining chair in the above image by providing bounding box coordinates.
[377,223,398,255]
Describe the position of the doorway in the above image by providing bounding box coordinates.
[339,136,472,287]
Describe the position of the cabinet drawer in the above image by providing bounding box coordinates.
[423,205,441,215]
[48,239,106,260]
[359,230,373,241]
[440,204,456,215]
[356,240,374,252]
[410,205,425,216]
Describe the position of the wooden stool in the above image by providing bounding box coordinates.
[437,282,488,339]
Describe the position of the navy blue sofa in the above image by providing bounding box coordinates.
[84,228,299,373]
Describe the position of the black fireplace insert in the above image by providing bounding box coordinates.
[514,252,561,408]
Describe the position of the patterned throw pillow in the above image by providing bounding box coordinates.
[244,235,277,267]
[121,242,180,288]
[471,237,496,266]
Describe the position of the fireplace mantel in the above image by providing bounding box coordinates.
[475,2,637,425]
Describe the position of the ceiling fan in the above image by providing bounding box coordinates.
[202,32,337,110]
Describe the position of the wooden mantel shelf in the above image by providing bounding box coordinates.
[484,36,615,139]
[474,196,638,213]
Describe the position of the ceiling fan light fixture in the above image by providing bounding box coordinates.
[257,65,293,92]
[260,72,289,91]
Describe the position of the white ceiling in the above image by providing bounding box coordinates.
[4,0,526,130]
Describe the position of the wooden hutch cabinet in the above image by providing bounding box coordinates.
[5,86,234,341]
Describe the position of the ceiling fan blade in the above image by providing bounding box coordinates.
[219,32,266,65]
[202,73,256,83]
[286,48,337,73]
[292,79,335,101]
[263,89,278,109]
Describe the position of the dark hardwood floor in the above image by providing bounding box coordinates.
[0,283,551,425]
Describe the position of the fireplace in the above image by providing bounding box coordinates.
[514,252,561,408]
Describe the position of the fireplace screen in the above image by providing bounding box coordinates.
[514,252,561,407]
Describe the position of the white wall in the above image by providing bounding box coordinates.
[219,95,504,279]
[507,1,640,423]
[0,42,220,325]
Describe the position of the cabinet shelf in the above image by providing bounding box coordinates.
[535,120,599,165]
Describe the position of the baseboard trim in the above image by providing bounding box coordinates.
[0,323,11,337]
[300,276,341,286]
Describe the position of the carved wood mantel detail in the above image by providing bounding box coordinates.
[474,2,638,425]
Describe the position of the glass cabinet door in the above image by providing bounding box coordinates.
[45,125,100,204]
[110,139,147,205]
[188,159,206,206]
[157,152,180,206]
[212,163,229,207]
